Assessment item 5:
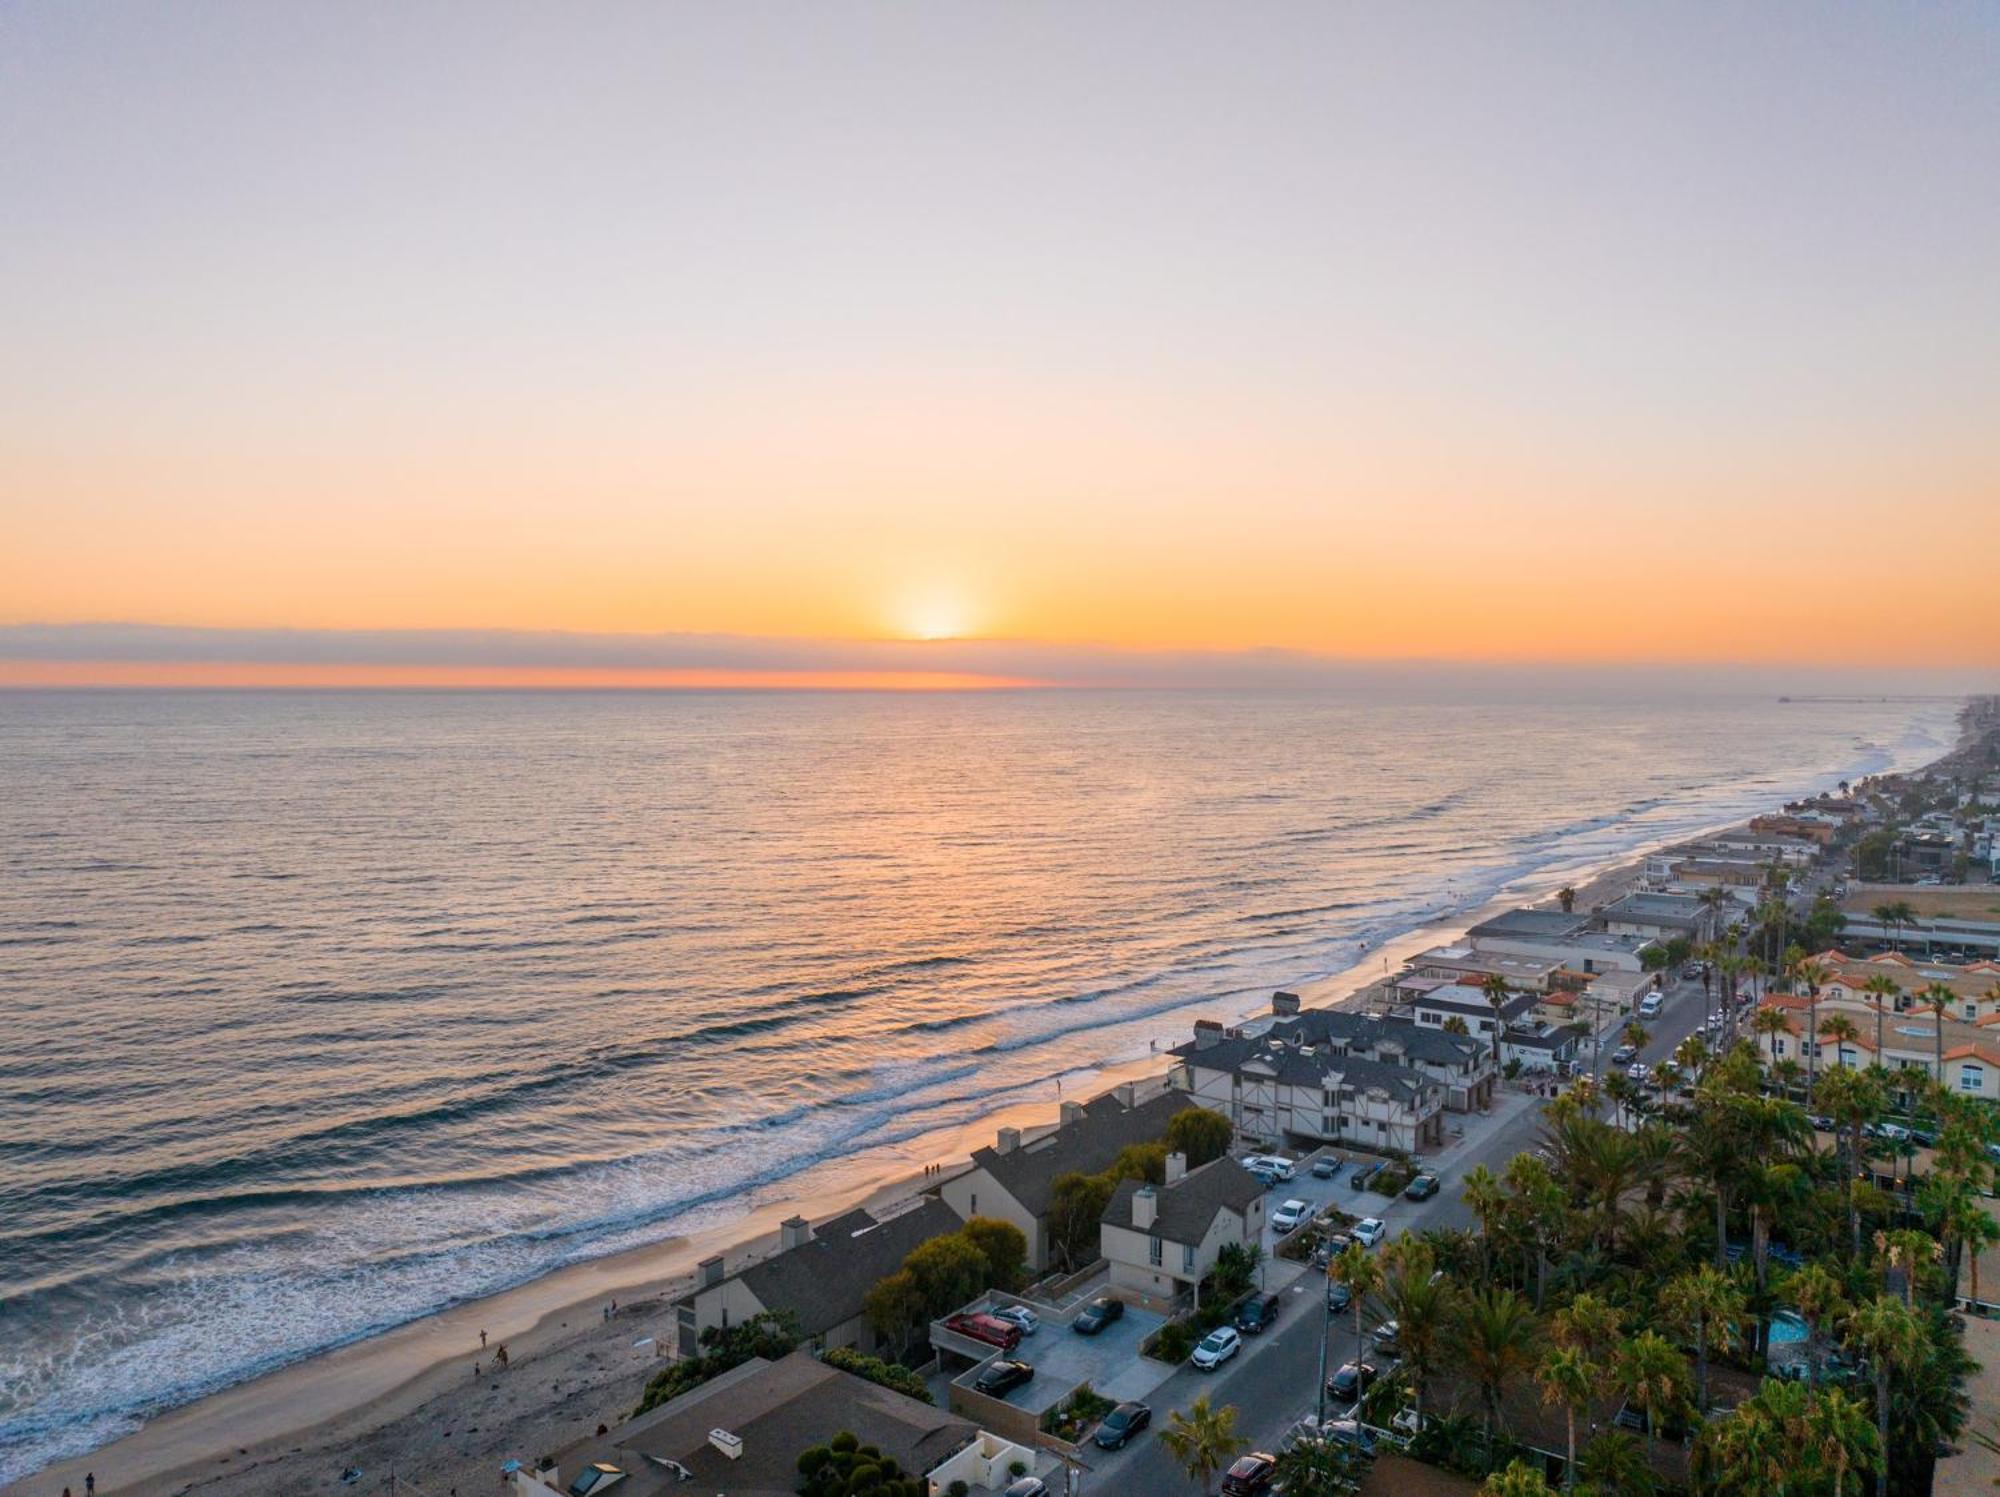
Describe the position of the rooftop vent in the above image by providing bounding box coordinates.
[710,1429,744,1460]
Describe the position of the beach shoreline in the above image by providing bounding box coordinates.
[7,701,1969,1497]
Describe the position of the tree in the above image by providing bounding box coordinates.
[1455,1286,1540,1446]
[1381,1237,1450,1423]
[1918,982,1955,1084]
[1270,1432,1367,1497]
[863,1269,928,1353]
[1860,975,1901,1066]
[903,1232,991,1318]
[1611,1330,1689,1462]
[1806,1387,1881,1497]
[1695,1376,1808,1496]
[1658,1265,1743,1414]
[1330,1239,1384,1372]
[1793,957,1830,1100]
[1843,1294,1923,1497]
[957,1217,1028,1292]
[1819,1012,1860,1071]
[1783,1260,1849,1390]
[1558,885,1577,914]
[1046,1171,1114,1271]
[1481,974,1512,1070]
[1159,1393,1246,1494]
[1462,1164,1506,1278]
[1109,1141,1168,1185]
[1549,1292,1622,1366]
[637,1309,800,1413]
[1575,1431,1653,1497]
[1165,1106,1233,1168]
[1478,1460,1555,1497]
[1536,1347,1593,1492]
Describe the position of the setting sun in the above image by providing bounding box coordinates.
[895,587,975,642]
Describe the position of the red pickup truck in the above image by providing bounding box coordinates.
[943,1312,1023,1352]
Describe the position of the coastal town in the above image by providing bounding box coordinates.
[59,700,1981,1497]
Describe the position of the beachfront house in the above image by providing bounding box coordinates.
[1404,944,1569,996]
[673,1196,961,1358]
[508,1347,1019,1497]
[938,1083,1188,1272]
[1168,1025,1448,1151]
[1596,891,1718,945]
[1099,1154,1266,1311]
[1261,993,1498,1109]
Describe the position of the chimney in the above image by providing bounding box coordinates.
[1132,1185,1157,1231]
[1193,1020,1224,1051]
[1272,991,1302,1016]
[698,1254,724,1289]
[996,1126,1021,1155]
[1060,1100,1084,1126]
[709,1428,744,1460]
[1164,1151,1187,1186]
[780,1215,811,1251]
[1114,1082,1136,1108]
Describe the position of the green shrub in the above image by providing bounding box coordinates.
[821,1346,933,1404]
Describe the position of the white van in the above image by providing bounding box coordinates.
[1637,993,1663,1019]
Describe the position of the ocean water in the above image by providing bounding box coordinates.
[0,687,1959,1479]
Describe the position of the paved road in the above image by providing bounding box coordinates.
[1070,970,1715,1492]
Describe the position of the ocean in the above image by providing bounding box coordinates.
[0,686,1960,1479]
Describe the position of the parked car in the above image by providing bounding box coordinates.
[1235,1292,1282,1334]
[1191,1326,1242,1370]
[1310,1156,1340,1179]
[1093,1401,1152,1450]
[1219,1452,1278,1496]
[1371,1319,1400,1355]
[1326,1361,1377,1404]
[944,1312,1023,1352]
[1403,1173,1440,1201]
[1352,1217,1387,1248]
[974,1359,1034,1396]
[1003,1480,1050,1497]
[1326,1279,1352,1312]
[1249,1166,1281,1189]
[1627,1062,1650,1084]
[1324,1419,1376,1455]
[993,1305,1039,1336]
[1610,1044,1638,1067]
[1349,1161,1380,1188]
[1808,1113,1837,1132]
[1072,1297,1124,1335]
[1241,1154,1297,1181]
[1271,1198,1313,1233]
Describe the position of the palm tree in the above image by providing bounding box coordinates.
[1843,1294,1924,1497]
[1860,975,1900,1067]
[1159,1393,1247,1495]
[1780,1261,1847,1390]
[1793,957,1829,1101]
[1717,953,1747,1042]
[1918,981,1954,1083]
[1697,1375,1806,1495]
[1461,1164,1505,1278]
[1558,885,1577,914]
[1816,1064,1886,1255]
[1271,1433,1365,1497]
[1455,1286,1540,1447]
[1477,1461,1556,1497]
[1749,1004,1792,1070]
[1536,1347,1594,1491]
[1549,1291,1622,1366]
[1941,1188,2000,1306]
[1871,901,1913,954]
[1819,1012,1860,1072]
[1658,1265,1744,1413]
[1380,1245,1450,1424]
[1806,1386,1881,1497]
[1329,1238,1383,1395]
[1612,1330,1689,1462]
[1480,974,1511,1071]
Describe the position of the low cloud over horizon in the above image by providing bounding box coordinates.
[3,623,1992,697]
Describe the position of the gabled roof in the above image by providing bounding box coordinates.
[1174,1030,1432,1103]
[1102,1158,1264,1245]
[966,1087,1188,1217]
[727,1197,962,1338]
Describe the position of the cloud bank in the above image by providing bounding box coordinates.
[0,623,1991,697]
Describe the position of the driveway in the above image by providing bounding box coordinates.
[954,1302,1171,1414]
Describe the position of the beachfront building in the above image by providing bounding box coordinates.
[1168,1024,1449,1152]
[1401,944,1570,996]
[509,1348,1010,1497]
[1596,890,1718,945]
[1263,993,1497,1107]
[938,1082,1187,1272]
[1099,1154,1266,1311]
[673,1196,961,1358]
[1465,908,1657,974]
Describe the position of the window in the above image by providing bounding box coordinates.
[1773,1039,1787,1057]
[1183,1243,1196,1273]
[1963,1066,1986,1094]
[1149,1235,1162,1267]
[969,1194,977,1215]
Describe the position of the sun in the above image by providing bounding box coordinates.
[895,586,973,641]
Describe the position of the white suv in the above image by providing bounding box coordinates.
[1240,1154,1296,1181]
[1271,1198,1312,1233]
[1352,1217,1387,1248]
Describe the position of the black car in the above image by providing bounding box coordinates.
[1610,1045,1638,1067]
[1403,1172,1440,1201]
[1235,1292,1282,1334]
[1093,1401,1152,1450]
[1219,1452,1278,1496]
[1326,1361,1377,1404]
[1349,1161,1379,1188]
[1072,1297,1124,1335]
[1326,1280,1352,1313]
[974,1359,1034,1396]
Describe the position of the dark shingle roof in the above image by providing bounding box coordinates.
[1172,1032,1428,1103]
[969,1088,1188,1217]
[1275,1009,1488,1069]
[560,1350,976,1496]
[1469,908,1591,941]
[732,1197,961,1338]
[1102,1157,1265,1245]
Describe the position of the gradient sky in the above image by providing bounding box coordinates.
[4,2,1998,682]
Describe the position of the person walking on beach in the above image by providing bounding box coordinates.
[86,1476,95,1496]
[479,1328,487,1349]
[495,1343,509,1370]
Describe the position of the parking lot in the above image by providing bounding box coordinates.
[950,1299,1171,1414]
